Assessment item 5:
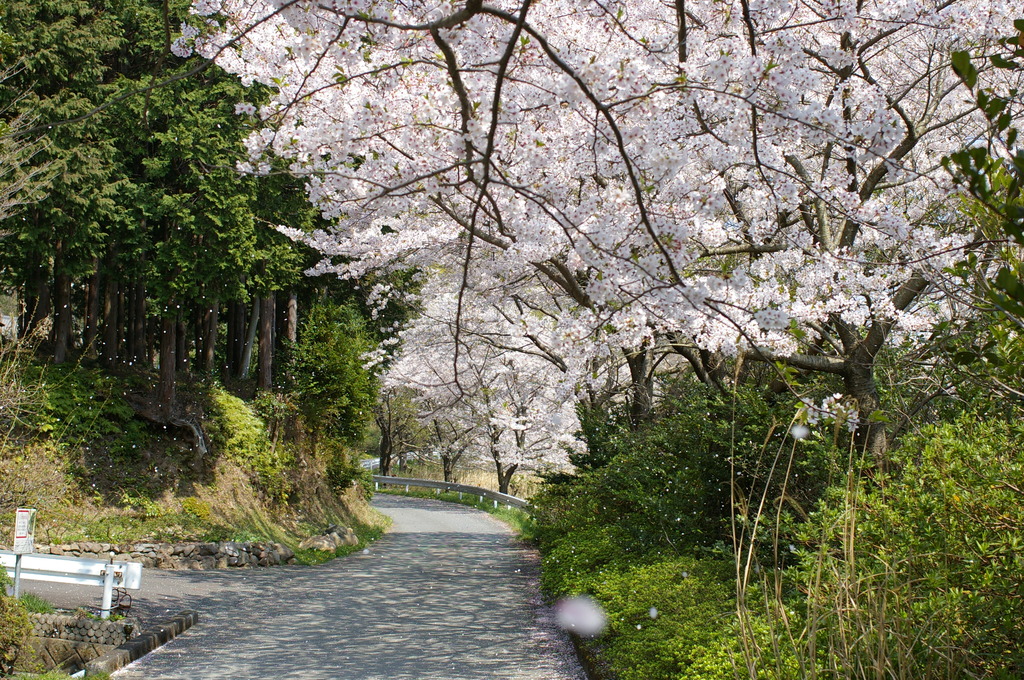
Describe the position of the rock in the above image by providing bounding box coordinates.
[200,556,216,570]
[298,534,338,551]
[140,556,156,569]
[215,557,229,569]
[277,545,295,562]
[49,546,64,556]
[198,542,218,556]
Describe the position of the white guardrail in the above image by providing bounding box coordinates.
[372,475,531,510]
[1,551,143,619]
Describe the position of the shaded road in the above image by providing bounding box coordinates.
[33,495,583,679]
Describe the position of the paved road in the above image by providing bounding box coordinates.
[25,495,584,679]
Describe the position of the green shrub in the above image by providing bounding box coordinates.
[205,386,293,502]
[777,415,1024,679]
[26,362,147,456]
[323,448,373,499]
[591,558,739,680]
[0,572,31,676]
[181,496,212,521]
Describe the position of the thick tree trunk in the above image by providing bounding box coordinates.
[201,301,218,374]
[257,293,275,390]
[176,319,189,373]
[239,297,260,379]
[624,346,654,429]
[158,315,176,419]
[101,274,119,367]
[83,260,101,357]
[844,357,888,470]
[52,240,73,364]
[441,453,458,483]
[495,462,518,495]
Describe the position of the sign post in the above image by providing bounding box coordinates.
[12,508,36,598]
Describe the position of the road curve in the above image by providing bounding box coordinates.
[97,494,586,679]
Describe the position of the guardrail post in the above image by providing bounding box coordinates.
[375,482,379,491]
[405,485,410,492]
[13,554,22,598]
[100,567,115,619]
[493,500,498,509]
[458,492,463,500]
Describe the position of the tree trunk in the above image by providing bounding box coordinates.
[624,346,654,429]
[201,301,218,374]
[176,319,189,373]
[239,296,260,379]
[495,462,518,495]
[257,293,275,390]
[441,452,459,483]
[844,357,888,470]
[227,299,245,376]
[285,291,298,344]
[158,314,176,419]
[52,240,72,364]
[101,273,119,367]
[83,259,100,357]
[377,412,394,476]
[131,278,147,368]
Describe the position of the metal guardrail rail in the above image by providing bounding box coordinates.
[1,551,143,618]
[372,475,530,510]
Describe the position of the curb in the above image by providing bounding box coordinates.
[84,610,199,675]
[567,633,608,680]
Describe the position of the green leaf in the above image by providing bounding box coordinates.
[951,51,978,88]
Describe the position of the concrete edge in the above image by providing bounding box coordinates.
[84,610,199,676]
[567,632,609,680]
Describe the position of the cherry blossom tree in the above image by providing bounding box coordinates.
[383,279,578,492]
[182,0,1020,459]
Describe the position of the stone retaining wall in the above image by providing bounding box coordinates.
[0,540,296,570]
[20,613,139,673]
[30,613,139,646]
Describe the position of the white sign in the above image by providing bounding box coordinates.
[13,508,36,555]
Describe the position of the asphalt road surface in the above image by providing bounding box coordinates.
[23,494,585,680]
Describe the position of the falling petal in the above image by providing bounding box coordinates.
[555,596,607,637]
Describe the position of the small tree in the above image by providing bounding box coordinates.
[290,302,377,453]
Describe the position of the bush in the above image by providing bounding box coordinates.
[0,572,30,676]
[591,558,739,680]
[205,386,293,502]
[26,362,147,455]
[769,415,1024,679]
[323,445,373,499]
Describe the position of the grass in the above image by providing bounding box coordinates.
[376,487,538,541]
[18,592,54,614]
